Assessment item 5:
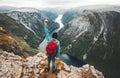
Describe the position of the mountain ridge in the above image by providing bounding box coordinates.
[0,13,40,56]
[7,8,59,39]
[60,7,120,78]
[11,7,40,13]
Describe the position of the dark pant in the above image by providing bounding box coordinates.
[47,54,56,72]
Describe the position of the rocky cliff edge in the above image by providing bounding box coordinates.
[0,49,104,78]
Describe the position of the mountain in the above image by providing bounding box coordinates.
[61,9,81,25]
[0,49,104,78]
[60,5,120,78]
[42,10,58,20]
[0,13,40,56]
[0,6,16,13]
[0,28,22,55]
[7,7,59,39]
[61,5,120,25]
[0,7,60,56]
[11,7,40,13]
[43,8,68,15]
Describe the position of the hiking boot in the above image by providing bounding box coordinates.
[45,68,50,72]
[52,69,56,73]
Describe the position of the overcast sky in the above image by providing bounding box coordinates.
[0,0,120,9]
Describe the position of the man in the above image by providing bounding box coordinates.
[43,19,60,73]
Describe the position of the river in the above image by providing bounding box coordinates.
[39,14,85,67]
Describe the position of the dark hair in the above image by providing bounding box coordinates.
[52,32,58,39]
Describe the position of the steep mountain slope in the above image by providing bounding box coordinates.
[7,7,59,38]
[60,7,120,78]
[0,7,59,56]
[42,10,58,20]
[61,9,81,25]
[0,29,22,55]
[61,5,120,25]
[0,13,39,56]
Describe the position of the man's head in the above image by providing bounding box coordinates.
[44,19,48,24]
[52,32,58,39]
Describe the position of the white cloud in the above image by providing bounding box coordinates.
[0,0,45,8]
[0,0,120,9]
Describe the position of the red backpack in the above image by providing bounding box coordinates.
[46,39,58,55]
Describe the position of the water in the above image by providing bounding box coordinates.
[39,15,64,52]
[39,14,85,67]
[60,54,85,67]
[54,14,64,32]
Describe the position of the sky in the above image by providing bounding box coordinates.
[0,0,120,9]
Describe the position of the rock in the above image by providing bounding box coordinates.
[0,31,22,55]
[40,69,45,74]
[0,50,104,78]
[57,70,69,78]
[57,64,104,78]
[0,60,22,78]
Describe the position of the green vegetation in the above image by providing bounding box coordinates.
[15,37,39,56]
[0,13,41,48]
[0,13,40,56]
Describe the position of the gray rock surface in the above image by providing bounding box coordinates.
[0,49,104,78]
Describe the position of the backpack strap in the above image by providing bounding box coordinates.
[55,40,58,44]
[50,38,58,44]
[53,39,58,45]
[48,38,53,43]
[50,38,52,42]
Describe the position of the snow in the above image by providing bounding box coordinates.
[11,7,39,13]
[72,40,76,42]
[21,22,39,38]
[103,29,107,41]
[100,25,104,35]
[75,29,87,39]
[93,25,104,42]
[83,53,87,60]
[93,37,97,41]
[66,44,72,50]
[69,17,90,39]
[8,11,40,38]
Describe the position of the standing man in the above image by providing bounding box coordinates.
[43,19,61,73]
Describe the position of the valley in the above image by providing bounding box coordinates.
[0,5,120,78]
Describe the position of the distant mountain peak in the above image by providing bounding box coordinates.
[11,7,40,13]
[0,6,16,13]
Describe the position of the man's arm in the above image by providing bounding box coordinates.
[44,19,50,43]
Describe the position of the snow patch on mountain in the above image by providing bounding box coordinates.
[21,22,39,38]
[66,44,72,50]
[83,53,87,60]
[11,7,40,13]
[75,29,87,39]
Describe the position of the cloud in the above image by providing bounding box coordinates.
[0,0,119,9]
[43,0,79,5]
[0,0,44,9]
